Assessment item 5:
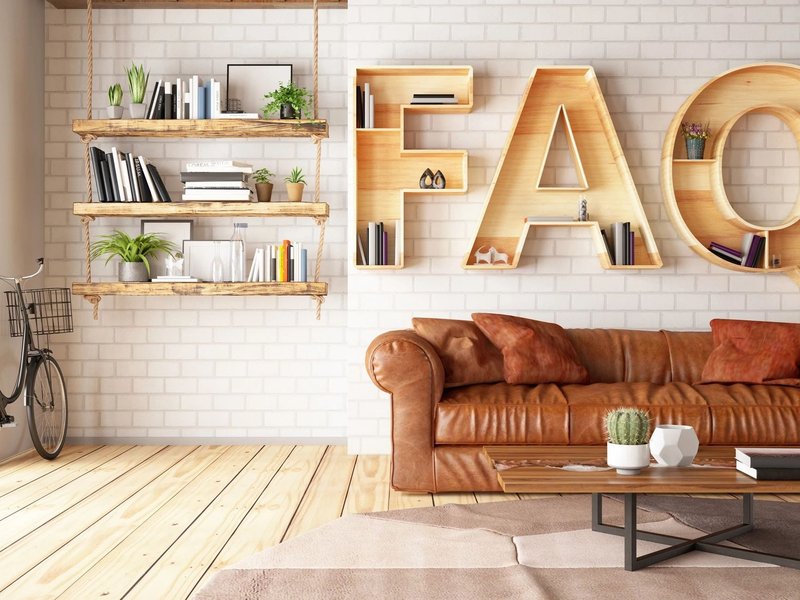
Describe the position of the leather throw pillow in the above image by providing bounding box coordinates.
[700,319,800,384]
[472,313,589,385]
[412,318,504,387]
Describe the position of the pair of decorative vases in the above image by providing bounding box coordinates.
[419,168,446,189]
[607,424,700,475]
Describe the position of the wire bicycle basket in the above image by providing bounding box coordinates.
[5,288,73,337]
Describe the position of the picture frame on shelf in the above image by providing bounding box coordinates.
[226,64,293,116]
[141,219,193,278]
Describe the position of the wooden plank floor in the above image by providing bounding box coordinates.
[0,445,797,599]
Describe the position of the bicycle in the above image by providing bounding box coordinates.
[0,258,71,459]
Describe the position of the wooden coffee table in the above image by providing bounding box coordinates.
[484,446,800,571]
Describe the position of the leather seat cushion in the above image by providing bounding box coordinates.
[694,383,800,445]
[435,383,569,445]
[563,382,712,444]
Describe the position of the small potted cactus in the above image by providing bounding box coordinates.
[107,83,123,119]
[605,408,651,475]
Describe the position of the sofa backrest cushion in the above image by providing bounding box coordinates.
[412,318,504,388]
[565,329,671,384]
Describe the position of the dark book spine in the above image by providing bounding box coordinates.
[89,147,107,202]
[106,152,120,202]
[288,244,294,282]
[164,83,173,120]
[741,466,800,480]
[629,230,634,266]
[623,222,630,265]
[155,85,165,119]
[100,159,114,204]
[124,153,139,202]
[356,85,363,128]
[146,81,161,119]
[710,247,742,265]
[601,229,614,265]
[147,164,172,202]
[133,157,152,202]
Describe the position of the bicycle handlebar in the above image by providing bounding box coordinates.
[0,258,45,283]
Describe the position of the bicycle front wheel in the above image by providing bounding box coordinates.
[26,354,68,460]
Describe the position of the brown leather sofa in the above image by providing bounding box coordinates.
[366,326,800,492]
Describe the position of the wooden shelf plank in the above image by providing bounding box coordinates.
[72,119,328,139]
[50,0,346,9]
[73,201,329,219]
[72,282,327,297]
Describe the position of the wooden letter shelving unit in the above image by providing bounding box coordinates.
[662,62,800,285]
[65,0,332,319]
[463,66,662,271]
[352,66,473,269]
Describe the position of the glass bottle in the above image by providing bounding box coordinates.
[230,222,247,283]
[211,241,225,283]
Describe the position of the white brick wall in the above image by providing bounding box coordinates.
[45,1,800,455]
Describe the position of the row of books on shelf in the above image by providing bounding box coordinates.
[357,221,401,266]
[247,241,308,282]
[601,222,636,266]
[89,147,172,203]
[181,160,254,202]
[355,83,375,129]
[708,233,765,268]
[736,448,800,480]
[144,77,257,120]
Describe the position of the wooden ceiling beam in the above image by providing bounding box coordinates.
[48,0,346,9]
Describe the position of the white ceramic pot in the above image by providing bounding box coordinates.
[107,105,123,119]
[649,424,699,467]
[129,102,146,119]
[607,443,650,475]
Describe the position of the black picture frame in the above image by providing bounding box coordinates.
[225,63,293,115]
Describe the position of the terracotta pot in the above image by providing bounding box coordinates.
[286,182,305,202]
[128,103,146,119]
[118,261,149,282]
[255,182,273,202]
[107,105,123,119]
[606,442,650,475]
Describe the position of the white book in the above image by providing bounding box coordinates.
[190,75,199,119]
[185,160,253,171]
[183,181,250,189]
[247,252,257,282]
[182,189,252,201]
[357,232,367,265]
[119,156,133,202]
[184,91,191,118]
[368,221,377,265]
[294,242,302,282]
[210,79,221,119]
[138,156,161,202]
[216,112,259,119]
[268,244,276,281]
[364,83,370,128]
[741,232,754,265]
[368,93,375,129]
[110,147,125,203]
[176,78,183,119]
[394,219,402,266]
[256,248,265,282]
[154,276,200,283]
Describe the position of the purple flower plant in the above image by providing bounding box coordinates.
[680,121,711,140]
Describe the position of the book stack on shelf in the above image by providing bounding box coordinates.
[152,275,199,283]
[146,76,257,120]
[410,93,457,105]
[355,83,375,128]
[181,160,253,202]
[736,448,800,480]
[89,146,171,203]
[247,241,309,282]
[601,222,636,266]
[357,221,401,266]
[707,233,765,267]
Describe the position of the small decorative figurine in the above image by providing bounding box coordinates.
[432,170,446,189]
[473,245,509,265]
[419,168,435,189]
[578,195,588,222]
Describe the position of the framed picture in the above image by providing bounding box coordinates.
[183,240,235,282]
[226,63,292,116]
[141,220,193,277]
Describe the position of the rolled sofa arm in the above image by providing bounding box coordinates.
[366,330,445,493]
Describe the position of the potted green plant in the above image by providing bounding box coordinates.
[680,122,710,159]
[605,408,651,475]
[284,167,306,202]
[252,168,275,203]
[90,230,175,282]
[262,81,312,120]
[125,63,150,119]
[107,83,123,119]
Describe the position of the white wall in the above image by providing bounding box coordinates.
[0,0,45,461]
[44,1,800,455]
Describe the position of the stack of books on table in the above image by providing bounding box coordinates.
[410,93,458,105]
[736,448,800,480]
[180,160,253,202]
[89,146,171,202]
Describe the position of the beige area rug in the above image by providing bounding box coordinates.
[195,496,800,599]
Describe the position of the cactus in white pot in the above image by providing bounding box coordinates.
[605,408,651,475]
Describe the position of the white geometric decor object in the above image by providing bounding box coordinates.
[649,424,699,467]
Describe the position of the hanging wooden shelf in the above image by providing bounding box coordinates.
[73,119,328,139]
[49,0,345,9]
[73,201,329,219]
[72,282,327,297]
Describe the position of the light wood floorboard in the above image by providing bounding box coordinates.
[0,444,795,600]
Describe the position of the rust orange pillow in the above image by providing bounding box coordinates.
[412,318,504,387]
[472,313,589,385]
[700,319,800,384]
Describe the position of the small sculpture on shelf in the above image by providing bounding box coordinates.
[473,245,509,265]
[680,121,710,160]
[432,170,446,189]
[253,168,275,203]
[125,63,149,119]
[419,168,447,190]
[285,167,306,202]
[107,84,123,119]
[578,195,588,222]
[262,81,312,120]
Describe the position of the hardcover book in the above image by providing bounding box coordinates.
[736,448,800,469]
